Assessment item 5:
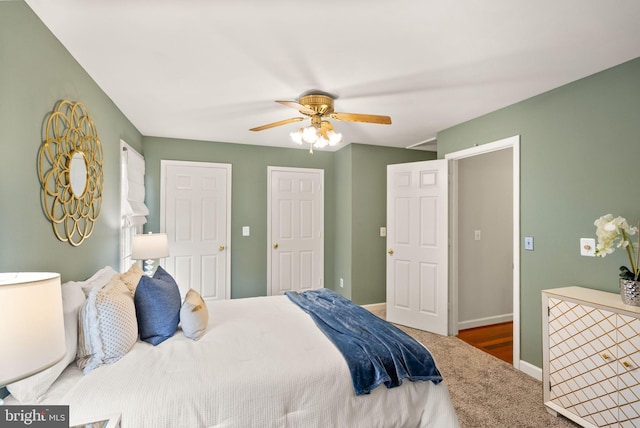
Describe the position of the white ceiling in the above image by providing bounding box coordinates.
[25,0,640,152]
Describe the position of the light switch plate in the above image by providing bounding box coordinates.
[524,236,534,251]
[242,226,250,237]
[380,227,386,237]
[580,238,596,256]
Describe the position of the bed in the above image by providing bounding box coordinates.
[5,266,459,428]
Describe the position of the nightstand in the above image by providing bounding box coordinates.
[70,413,121,428]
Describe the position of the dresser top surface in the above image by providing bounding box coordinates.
[543,286,640,316]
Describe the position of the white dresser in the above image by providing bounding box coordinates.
[542,286,640,427]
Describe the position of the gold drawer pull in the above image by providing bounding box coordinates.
[602,353,611,360]
[623,361,633,369]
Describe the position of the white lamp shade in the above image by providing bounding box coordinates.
[132,233,170,260]
[0,272,65,385]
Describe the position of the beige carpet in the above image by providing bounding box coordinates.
[371,310,580,428]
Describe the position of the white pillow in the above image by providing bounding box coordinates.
[180,289,209,341]
[76,276,138,374]
[7,281,86,403]
[66,266,119,297]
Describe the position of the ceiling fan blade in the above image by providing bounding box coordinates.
[249,117,305,132]
[276,100,317,116]
[330,112,392,125]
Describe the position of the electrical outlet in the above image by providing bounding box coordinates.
[474,230,481,241]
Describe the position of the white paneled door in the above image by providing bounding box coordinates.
[386,160,448,335]
[161,161,231,302]
[268,167,323,295]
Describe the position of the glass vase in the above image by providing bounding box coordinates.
[619,278,640,306]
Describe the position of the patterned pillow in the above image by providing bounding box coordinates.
[134,266,181,346]
[77,276,138,374]
[180,289,209,341]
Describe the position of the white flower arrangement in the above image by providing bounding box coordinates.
[594,214,639,280]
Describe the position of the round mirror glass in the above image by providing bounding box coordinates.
[69,151,88,197]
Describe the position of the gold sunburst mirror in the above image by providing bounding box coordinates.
[38,100,104,246]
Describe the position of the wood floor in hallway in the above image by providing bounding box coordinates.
[456,322,513,364]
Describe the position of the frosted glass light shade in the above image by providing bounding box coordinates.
[0,272,65,385]
[314,136,328,148]
[290,130,303,144]
[290,123,342,150]
[328,131,342,146]
[302,126,318,143]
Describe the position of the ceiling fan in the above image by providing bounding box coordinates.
[249,90,392,152]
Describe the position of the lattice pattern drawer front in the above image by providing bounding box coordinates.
[548,298,619,427]
[617,314,640,426]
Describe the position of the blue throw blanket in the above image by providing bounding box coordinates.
[285,288,442,395]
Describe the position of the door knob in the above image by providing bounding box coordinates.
[388,248,394,255]
[219,245,225,251]
[273,243,279,249]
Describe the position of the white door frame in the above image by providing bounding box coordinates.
[160,160,232,300]
[267,166,324,296]
[445,135,520,370]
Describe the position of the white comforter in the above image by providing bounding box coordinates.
[10,295,459,427]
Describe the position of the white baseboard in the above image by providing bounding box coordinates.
[362,302,386,312]
[519,360,542,381]
[457,313,513,330]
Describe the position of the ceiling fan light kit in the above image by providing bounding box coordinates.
[250,91,391,154]
[290,117,343,153]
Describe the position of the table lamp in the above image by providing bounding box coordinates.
[132,232,170,276]
[0,272,65,404]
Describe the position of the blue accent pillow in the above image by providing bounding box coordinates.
[134,266,181,346]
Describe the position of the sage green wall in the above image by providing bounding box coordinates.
[0,2,142,281]
[143,138,433,303]
[437,57,640,369]
[344,144,436,305]
[333,145,353,300]
[141,137,335,299]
